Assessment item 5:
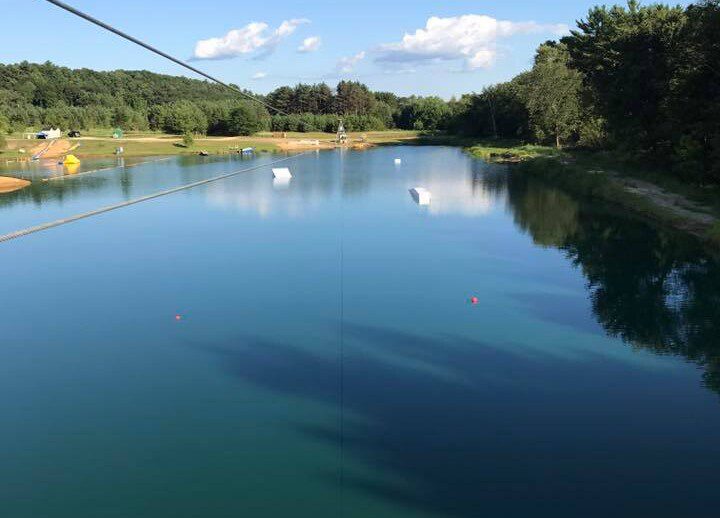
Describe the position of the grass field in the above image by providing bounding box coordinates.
[1,129,421,160]
[71,137,279,157]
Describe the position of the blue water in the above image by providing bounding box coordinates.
[1,147,719,517]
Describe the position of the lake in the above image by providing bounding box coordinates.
[1,146,719,517]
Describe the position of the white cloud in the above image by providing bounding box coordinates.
[194,19,310,60]
[337,51,366,73]
[376,15,568,70]
[298,36,321,53]
[252,72,267,80]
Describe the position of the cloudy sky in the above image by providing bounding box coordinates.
[1,0,679,98]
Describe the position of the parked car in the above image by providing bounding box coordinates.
[68,130,81,138]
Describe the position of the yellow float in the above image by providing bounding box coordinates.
[63,154,81,165]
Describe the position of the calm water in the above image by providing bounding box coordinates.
[1,147,719,517]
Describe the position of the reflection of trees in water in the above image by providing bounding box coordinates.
[0,177,107,209]
[491,168,720,393]
[510,175,579,247]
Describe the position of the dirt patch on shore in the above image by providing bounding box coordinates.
[616,176,718,236]
[276,139,374,151]
[29,139,75,159]
[0,177,31,194]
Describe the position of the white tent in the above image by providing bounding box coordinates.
[37,128,62,139]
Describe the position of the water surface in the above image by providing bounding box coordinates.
[1,147,719,517]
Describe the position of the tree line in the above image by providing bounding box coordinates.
[1,1,718,182]
[0,60,450,136]
[452,0,720,183]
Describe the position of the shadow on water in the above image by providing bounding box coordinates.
[486,168,720,393]
[199,320,720,517]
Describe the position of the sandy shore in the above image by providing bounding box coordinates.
[29,139,76,159]
[0,177,31,194]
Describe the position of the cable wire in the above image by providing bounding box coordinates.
[43,0,289,115]
[0,153,308,244]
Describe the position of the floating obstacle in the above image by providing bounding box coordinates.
[409,187,431,205]
[242,147,255,155]
[63,154,81,165]
[272,167,292,180]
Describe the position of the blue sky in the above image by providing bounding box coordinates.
[0,0,685,98]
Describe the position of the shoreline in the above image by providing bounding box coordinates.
[464,142,720,248]
[2,131,419,160]
[4,132,718,247]
[0,176,30,193]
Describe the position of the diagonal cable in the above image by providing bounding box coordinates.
[43,0,289,115]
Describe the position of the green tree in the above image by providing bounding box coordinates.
[162,101,207,134]
[451,80,530,139]
[397,97,451,132]
[335,81,376,115]
[524,43,583,148]
[670,0,720,182]
[563,1,686,151]
[226,104,264,136]
[266,86,295,114]
[0,115,7,150]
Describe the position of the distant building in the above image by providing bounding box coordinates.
[37,128,62,139]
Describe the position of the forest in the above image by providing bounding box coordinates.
[0,1,718,183]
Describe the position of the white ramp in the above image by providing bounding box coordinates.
[409,187,431,206]
[272,167,292,179]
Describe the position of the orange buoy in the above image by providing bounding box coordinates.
[175,314,182,321]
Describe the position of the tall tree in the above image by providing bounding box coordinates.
[563,1,686,151]
[335,81,375,115]
[226,103,265,136]
[670,0,720,182]
[524,42,583,148]
[265,86,294,114]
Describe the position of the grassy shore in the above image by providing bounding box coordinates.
[72,137,277,157]
[465,140,720,247]
[466,142,561,163]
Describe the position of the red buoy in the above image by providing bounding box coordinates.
[175,314,182,321]
[470,297,479,305]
